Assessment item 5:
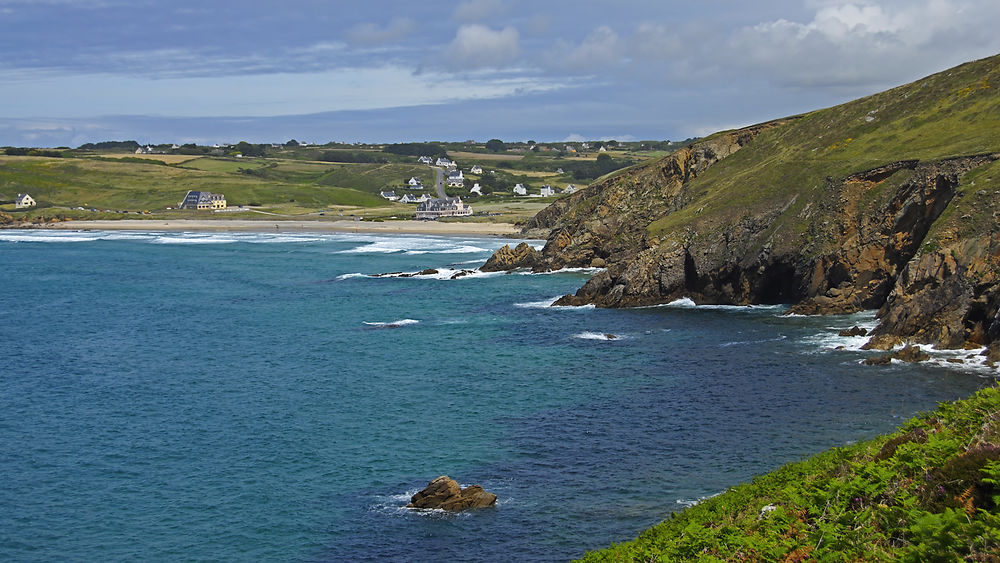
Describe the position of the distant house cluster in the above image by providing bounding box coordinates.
[179,190,227,210]
[15,193,35,208]
[415,197,473,219]
[399,193,432,204]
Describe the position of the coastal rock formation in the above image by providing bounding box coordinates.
[407,476,497,511]
[485,54,1000,359]
[481,242,543,272]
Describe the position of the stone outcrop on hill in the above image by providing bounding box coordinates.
[482,54,1000,359]
[407,476,498,511]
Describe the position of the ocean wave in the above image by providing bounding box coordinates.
[334,272,368,281]
[0,232,103,243]
[719,334,787,348]
[336,236,499,255]
[515,297,561,308]
[515,267,604,276]
[363,319,420,329]
[661,297,787,312]
[573,331,626,341]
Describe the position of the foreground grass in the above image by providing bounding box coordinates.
[579,384,1000,562]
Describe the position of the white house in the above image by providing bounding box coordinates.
[435,157,453,167]
[470,183,483,196]
[598,146,608,152]
[470,164,483,174]
[564,184,580,194]
[415,197,473,219]
[399,193,433,204]
[15,193,35,208]
[447,169,464,187]
[380,190,399,201]
[418,156,434,164]
[539,185,555,197]
[407,177,424,189]
[513,183,527,196]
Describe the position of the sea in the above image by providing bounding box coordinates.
[0,229,995,562]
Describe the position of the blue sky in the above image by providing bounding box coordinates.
[2,0,998,147]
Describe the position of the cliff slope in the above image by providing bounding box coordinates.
[484,54,1000,355]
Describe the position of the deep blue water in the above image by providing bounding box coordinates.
[0,229,993,562]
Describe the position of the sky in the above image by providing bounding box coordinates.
[1,0,998,147]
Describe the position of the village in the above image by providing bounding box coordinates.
[1,138,667,224]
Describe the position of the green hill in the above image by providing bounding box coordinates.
[489,53,1000,358]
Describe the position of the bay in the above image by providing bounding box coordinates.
[0,229,991,561]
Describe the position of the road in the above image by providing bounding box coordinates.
[431,167,447,198]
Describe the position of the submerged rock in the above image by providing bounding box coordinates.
[407,476,497,511]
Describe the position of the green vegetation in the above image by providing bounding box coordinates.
[648,54,1000,240]
[579,384,1000,562]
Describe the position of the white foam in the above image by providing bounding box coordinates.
[515,297,561,308]
[337,235,499,256]
[660,297,787,312]
[335,273,368,280]
[0,232,101,243]
[363,319,420,328]
[515,267,604,276]
[573,331,626,341]
[720,334,787,348]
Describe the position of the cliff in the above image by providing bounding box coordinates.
[483,54,1000,356]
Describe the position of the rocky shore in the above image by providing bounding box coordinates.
[481,54,1000,363]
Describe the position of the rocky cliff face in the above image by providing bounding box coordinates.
[483,54,1000,357]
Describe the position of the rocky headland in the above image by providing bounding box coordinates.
[484,54,1000,360]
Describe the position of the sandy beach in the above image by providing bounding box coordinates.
[31,219,521,236]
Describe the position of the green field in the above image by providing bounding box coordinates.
[0,138,669,222]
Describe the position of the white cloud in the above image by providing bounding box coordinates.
[452,0,505,23]
[561,26,622,70]
[345,18,415,46]
[725,0,999,88]
[445,24,520,70]
[0,65,566,118]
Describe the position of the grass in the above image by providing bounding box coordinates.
[647,54,1000,241]
[578,384,1000,562]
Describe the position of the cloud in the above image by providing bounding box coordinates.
[345,17,415,47]
[560,26,622,70]
[726,0,999,88]
[445,24,520,70]
[452,0,505,23]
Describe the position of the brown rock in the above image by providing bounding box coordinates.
[894,345,930,363]
[481,242,544,272]
[407,476,497,511]
[838,325,868,337]
[864,354,893,366]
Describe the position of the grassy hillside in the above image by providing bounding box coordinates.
[649,54,1000,240]
[579,384,1000,562]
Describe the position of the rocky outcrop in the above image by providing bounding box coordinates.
[483,54,1000,357]
[480,242,544,272]
[407,476,497,511]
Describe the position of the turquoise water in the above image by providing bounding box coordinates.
[0,229,992,561]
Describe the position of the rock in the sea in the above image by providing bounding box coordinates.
[864,344,931,366]
[480,242,543,272]
[407,476,497,511]
[839,326,868,337]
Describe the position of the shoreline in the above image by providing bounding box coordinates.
[15,219,521,236]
